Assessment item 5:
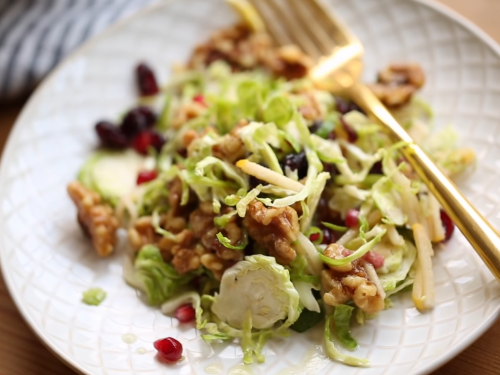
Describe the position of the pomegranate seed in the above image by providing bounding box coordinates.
[440,209,455,242]
[95,121,128,148]
[136,63,159,96]
[342,248,384,269]
[342,249,353,257]
[121,106,157,139]
[133,130,165,155]
[193,94,207,107]
[340,117,358,143]
[137,170,158,185]
[309,232,320,242]
[154,337,183,362]
[363,251,385,269]
[174,304,195,323]
[345,209,360,228]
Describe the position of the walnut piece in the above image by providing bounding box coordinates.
[212,133,246,164]
[322,259,385,314]
[128,200,243,279]
[189,203,244,262]
[323,243,353,273]
[187,24,310,80]
[243,200,299,265]
[67,181,119,257]
[171,247,203,275]
[369,63,425,107]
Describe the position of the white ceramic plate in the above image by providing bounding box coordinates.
[2,0,500,374]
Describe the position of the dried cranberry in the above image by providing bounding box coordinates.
[282,152,308,179]
[121,106,157,139]
[335,96,364,115]
[136,62,159,96]
[322,162,337,177]
[321,227,335,245]
[309,120,323,133]
[137,106,157,126]
[440,209,455,242]
[95,121,128,148]
[363,251,385,269]
[133,130,165,155]
[249,175,266,189]
[175,304,195,323]
[193,94,207,107]
[154,337,183,362]
[369,161,383,175]
[177,148,188,158]
[345,209,360,228]
[340,117,358,143]
[137,170,158,185]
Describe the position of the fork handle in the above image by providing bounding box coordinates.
[348,82,500,282]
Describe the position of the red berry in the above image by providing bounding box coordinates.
[133,132,151,155]
[309,232,320,242]
[133,130,165,155]
[282,152,308,179]
[335,96,365,115]
[174,304,195,323]
[193,94,207,107]
[137,170,158,185]
[95,121,128,148]
[321,227,335,245]
[340,117,358,143]
[341,248,385,269]
[136,63,159,96]
[440,209,455,242]
[369,161,383,175]
[363,251,385,269]
[154,337,183,362]
[121,106,157,139]
[345,209,360,228]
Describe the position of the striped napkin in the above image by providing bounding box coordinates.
[0,0,158,101]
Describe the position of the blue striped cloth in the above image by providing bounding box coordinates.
[0,0,158,101]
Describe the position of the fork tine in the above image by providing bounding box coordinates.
[250,0,321,58]
[287,0,336,56]
[249,0,293,46]
[269,0,323,59]
[305,0,359,47]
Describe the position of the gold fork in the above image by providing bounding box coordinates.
[246,0,500,281]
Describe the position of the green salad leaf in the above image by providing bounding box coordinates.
[82,288,106,306]
[126,245,197,306]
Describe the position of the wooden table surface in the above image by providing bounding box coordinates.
[1,1,500,374]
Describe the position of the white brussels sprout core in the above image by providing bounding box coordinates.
[212,255,300,330]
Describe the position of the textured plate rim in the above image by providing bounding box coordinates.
[0,1,499,374]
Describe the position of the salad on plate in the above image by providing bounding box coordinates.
[67,3,475,367]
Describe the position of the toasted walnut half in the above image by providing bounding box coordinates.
[67,181,119,257]
[188,24,310,80]
[322,261,385,315]
[243,199,299,265]
[369,63,425,107]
